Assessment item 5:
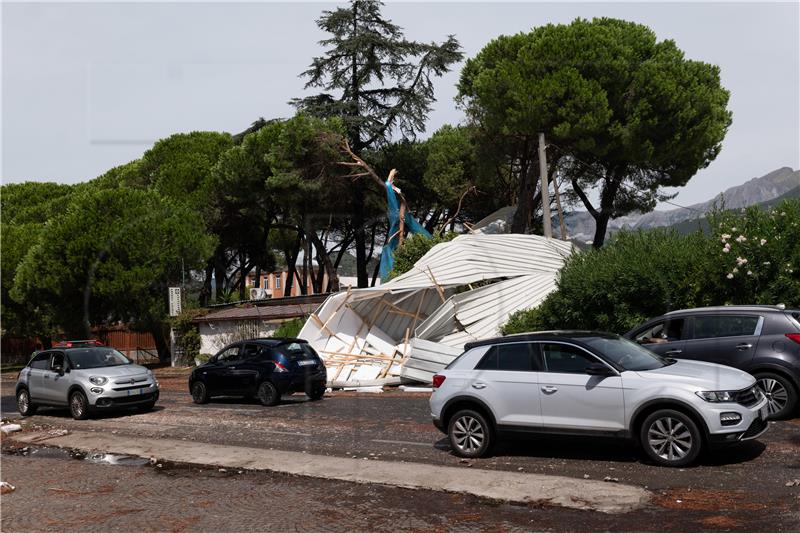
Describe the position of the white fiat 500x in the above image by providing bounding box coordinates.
[430,331,769,466]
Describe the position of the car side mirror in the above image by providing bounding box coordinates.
[585,363,614,376]
[53,365,64,376]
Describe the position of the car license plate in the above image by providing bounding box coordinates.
[298,360,316,366]
[759,406,768,421]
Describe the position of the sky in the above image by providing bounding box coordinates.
[2,1,799,209]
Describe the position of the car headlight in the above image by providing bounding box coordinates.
[89,376,108,386]
[696,390,736,402]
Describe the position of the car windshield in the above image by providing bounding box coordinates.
[67,348,131,369]
[583,336,669,371]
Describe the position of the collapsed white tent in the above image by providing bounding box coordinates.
[297,234,575,387]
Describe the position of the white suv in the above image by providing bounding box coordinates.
[430,332,770,466]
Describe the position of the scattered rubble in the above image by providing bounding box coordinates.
[1,424,22,435]
[1,481,16,494]
[299,234,574,386]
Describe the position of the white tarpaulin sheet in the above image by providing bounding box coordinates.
[298,234,574,386]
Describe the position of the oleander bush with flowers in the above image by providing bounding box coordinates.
[503,199,800,335]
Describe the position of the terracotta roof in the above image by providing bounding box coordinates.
[195,294,328,323]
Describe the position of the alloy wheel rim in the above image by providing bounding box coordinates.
[758,378,788,415]
[18,391,28,413]
[647,417,692,461]
[452,415,485,454]
[71,394,84,417]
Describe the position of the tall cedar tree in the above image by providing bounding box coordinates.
[292,0,462,286]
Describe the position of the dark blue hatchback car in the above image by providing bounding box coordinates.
[189,338,327,406]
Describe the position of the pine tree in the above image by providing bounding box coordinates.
[293,0,462,286]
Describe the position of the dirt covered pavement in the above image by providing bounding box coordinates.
[2,369,800,531]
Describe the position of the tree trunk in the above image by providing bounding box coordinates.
[591,175,621,248]
[284,232,302,297]
[592,213,611,249]
[199,261,214,307]
[511,145,534,233]
[353,183,369,287]
[238,251,247,301]
[149,323,170,363]
[307,228,340,293]
[213,247,226,302]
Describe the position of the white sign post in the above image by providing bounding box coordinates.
[168,287,182,317]
[168,287,182,367]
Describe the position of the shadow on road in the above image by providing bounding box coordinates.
[433,432,767,467]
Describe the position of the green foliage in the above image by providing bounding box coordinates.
[459,17,732,245]
[11,187,216,337]
[274,317,306,339]
[293,0,462,151]
[0,181,76,225]
[706,201,800,306]
[139,132,234,225]
[171,308,207,363]
[388,232,457,279]
[424,125,476,206]
[503,200,800,335]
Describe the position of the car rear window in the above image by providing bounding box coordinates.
[277,342,318,361]
[692,315,760,339]
[475,343,541,372]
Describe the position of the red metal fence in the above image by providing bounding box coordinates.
[1,326,157,364]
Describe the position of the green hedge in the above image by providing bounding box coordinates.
[503,199,800,335]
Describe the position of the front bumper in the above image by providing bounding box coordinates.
[704,396,770,446]
[93,390,159,409]
[87,380,160,408]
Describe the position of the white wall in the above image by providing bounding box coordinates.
[199,319,281,356]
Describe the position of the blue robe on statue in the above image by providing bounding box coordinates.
[378,180,431,280]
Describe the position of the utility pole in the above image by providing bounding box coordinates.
[552,173,568,240]
[538,132,553,238]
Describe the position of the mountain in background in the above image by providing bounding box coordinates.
[564,167,800,242]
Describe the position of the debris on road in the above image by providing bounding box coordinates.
[785,479,800,487]
[604,476,620,483]
[299,234,574,386]
[1,481,16,494]
[1,423,22,435]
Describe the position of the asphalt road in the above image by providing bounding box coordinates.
[2,371,800,530]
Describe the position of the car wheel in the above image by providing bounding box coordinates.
[69,390,90,420]
[306,384,326,401]
[257,381,280,407]
[191,382,209,404]
[756,372,797,419]
[640,409,701,467]
[447,409,493,458]
[17,388,37,416]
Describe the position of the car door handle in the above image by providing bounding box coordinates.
[229,366,236,370]
[736,343,752,350]
[664,349,683,355]
[541,386,558,393]
[472,382,487,390]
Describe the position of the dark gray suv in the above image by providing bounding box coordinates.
[625,305,800,419]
